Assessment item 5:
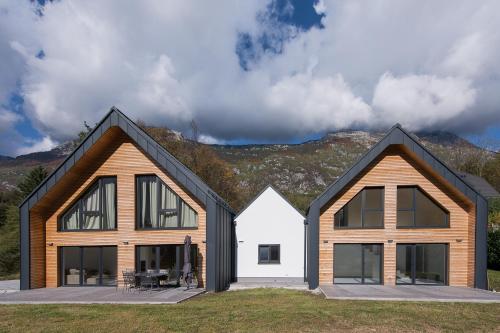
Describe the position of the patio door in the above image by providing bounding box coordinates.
[333,244,383,284]
[135,244,198,279]
[60,246,117,286]
[396,244,448,285]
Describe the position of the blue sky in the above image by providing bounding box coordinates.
[1,0,500,156]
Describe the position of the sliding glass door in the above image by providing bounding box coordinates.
[136,244,198,280]
[60,246,117,286]
[334,244,383,284]
[396,244,447,285]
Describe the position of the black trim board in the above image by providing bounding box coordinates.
[19,106,235,291]
[306,124,489,290]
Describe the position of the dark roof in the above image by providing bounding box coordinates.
[457,172,499,199]
[20,106,233,213]
[235,184,305,219]
[310,124,486,211]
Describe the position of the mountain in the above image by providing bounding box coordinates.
[0,127,493,211]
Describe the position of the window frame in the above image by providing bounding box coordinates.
[395,243,448,285]
[333,243,384,284]
[58,176,117,232]
[59,245,117,287]
[396,186,449,229]
[258,244,281,264]
[334,186,385,229]
[135,174,198,230]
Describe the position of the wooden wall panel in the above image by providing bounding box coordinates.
[319,147,474,287]
[32,128,207,288]
[30,211,45,288]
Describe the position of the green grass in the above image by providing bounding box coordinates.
[0,289,499,332]
[0,273,19,281]
[489,269,500,291]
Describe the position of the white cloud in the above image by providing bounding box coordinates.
[372,73,476,130]
[16,136,57,156]
[0,0,500,153]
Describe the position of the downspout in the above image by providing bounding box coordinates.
[304,218,308,282]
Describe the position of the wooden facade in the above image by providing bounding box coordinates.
[29,128,207,288]
[318,146,475,286]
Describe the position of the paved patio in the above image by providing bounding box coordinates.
[320,284,500,303]
[0,286,205,304]
[230,277,308,290]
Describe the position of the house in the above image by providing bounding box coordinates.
[19,107,235,292]
[306,124,490,290]
[235,185,305,281]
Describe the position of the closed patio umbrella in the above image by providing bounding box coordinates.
[183,235,192,289]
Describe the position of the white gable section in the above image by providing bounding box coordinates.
[235,186,305,279]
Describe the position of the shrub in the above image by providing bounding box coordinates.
[488,229,500,270]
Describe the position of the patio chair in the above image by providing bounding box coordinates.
[118,270,138,293]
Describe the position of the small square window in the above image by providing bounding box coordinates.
[258,245,280,264]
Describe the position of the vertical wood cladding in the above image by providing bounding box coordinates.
[30,128,207,288]
[319,147,475,287]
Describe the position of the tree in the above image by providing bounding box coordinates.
[74,121,94,146]
[17,166,48,199]
[0,206,19,276]
[488,229,500,270]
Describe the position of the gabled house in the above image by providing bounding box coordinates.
[235,185,305,281]
[306,124,489,290]
[19,107,235,292]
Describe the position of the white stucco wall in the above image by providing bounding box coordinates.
[235,186,305,278]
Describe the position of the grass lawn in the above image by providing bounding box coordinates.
[489,269,500,291]
[0,289,499,332]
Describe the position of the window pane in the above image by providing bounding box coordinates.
[270,246,280,262]
[334,244,362,283]
[63,205,79,230]
[102,179,116,229]
[334,209,345,227]
[346,193,362,228]
[82,185,100,229]
[180,201,198,227]
[102,247,117,286]
[138,177,158,228]
[396,245,413,284]
[363,211,383,227]
[415,244,446,285]
[138,246,157,272]
[63,247,81,285]
[159,183,178,227]
[83,247,100,285]
[415,190,448,227]
[397,211,414,227]
[363,245,382,284]
[397,187,413,210]
[259,246,269,263]
[365,188,383,210]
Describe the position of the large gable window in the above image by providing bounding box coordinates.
[397,186,449,228]
[60,177,116,231]
[334,187,384,229]
[136,175,198,229]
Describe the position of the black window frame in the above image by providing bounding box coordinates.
[59,245,117,287]
[258,244,280,264]
[396,186,449,229]
[334,187,385,229]
[395,243,448,285]
[58,176,117,231]
[333,243,384,284]
[135,244,198,275]
[135,175,198,230]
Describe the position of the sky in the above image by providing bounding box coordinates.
[1,0,500,156]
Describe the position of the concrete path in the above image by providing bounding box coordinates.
[0,280,20,293]
[0,286,205,304]
[320,284,500,303]
[230,277,309,291]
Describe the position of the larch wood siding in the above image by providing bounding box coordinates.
[319,146,475,287]
[30,128,206,288]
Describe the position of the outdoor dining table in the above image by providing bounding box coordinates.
[134,271,169,289]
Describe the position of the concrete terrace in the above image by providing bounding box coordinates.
[320,284,500,303]
[0,285,205,304]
